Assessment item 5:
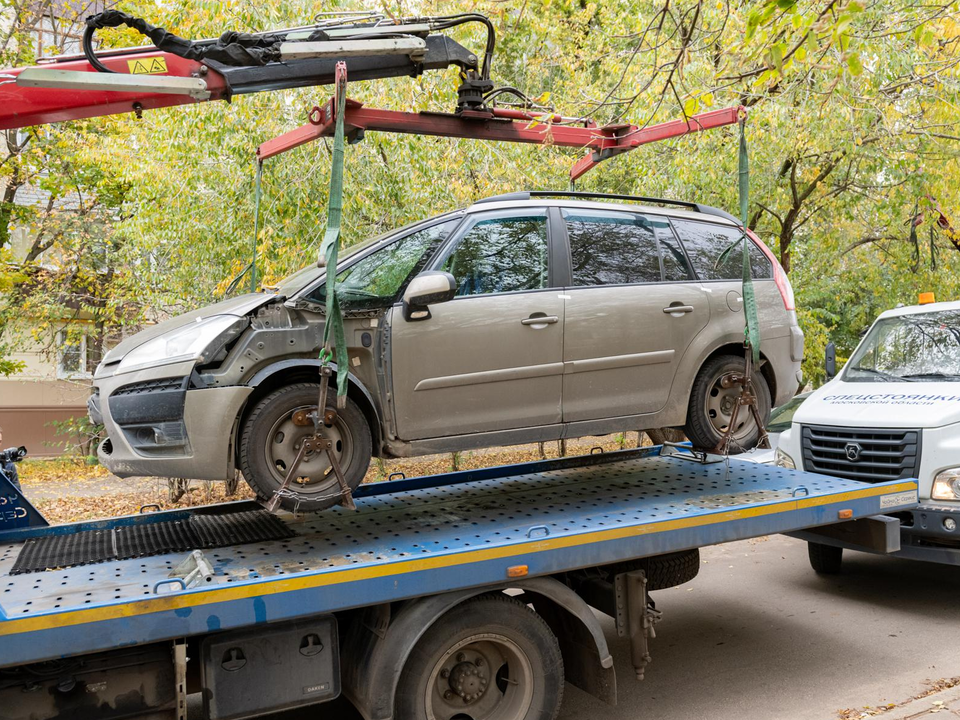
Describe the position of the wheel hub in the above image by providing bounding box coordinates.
[449,660,488,702]
[266,404,349,489]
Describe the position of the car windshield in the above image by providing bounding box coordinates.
[767,392,809,433]
[303,219,461,311]
[270,236,381,297]
[845,309,960,382]
[270,215,458,297]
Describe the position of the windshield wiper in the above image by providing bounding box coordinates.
[849,366,914,382]
[900,372,960,381]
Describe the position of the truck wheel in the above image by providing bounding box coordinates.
[395,594,564,720]
[808,542,843,574]
[604,549,700,590]
[239,383,372,512]
[684,354,771,453]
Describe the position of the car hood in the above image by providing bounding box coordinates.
[794,379,960,429]
[102,293,278,365]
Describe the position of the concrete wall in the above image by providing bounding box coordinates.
[0,330,91,457]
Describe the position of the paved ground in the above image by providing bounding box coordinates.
[558,534,960,720]
[221,534,960,720]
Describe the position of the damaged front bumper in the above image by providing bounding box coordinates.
[92,361,252,480]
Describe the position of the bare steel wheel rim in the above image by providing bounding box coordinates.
[705,372,757,440]
[264,403,355,495]
[425,633,535,720]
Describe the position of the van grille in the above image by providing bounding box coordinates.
[800,424,921,483]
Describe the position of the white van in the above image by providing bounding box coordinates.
[776,296,960,572]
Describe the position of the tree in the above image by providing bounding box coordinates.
[2,0,957,392]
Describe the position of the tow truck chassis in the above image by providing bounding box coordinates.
[0,447,917,719]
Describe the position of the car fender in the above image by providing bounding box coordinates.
[244,359,382,441]
[340,577,616,720]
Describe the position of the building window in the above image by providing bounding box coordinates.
[56,331,89,379]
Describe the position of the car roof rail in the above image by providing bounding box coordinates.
[474,190,740,224]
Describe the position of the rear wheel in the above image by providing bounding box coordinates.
[808,542,843,574]
[239,383,372,512]
[395,594,564,720]
[684,354,771,453]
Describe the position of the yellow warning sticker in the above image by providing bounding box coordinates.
[127,57,168,75]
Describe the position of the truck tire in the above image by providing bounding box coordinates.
[808,542,843,574]
[239,383,372,512]
[684,354,771,453]
[606,549,701,590]
[395,594,564,720]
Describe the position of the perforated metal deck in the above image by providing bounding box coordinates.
[0,449,917,668]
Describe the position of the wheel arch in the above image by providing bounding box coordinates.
[235,359,383,461]
[684,341,777,414]
[340,577,616,720]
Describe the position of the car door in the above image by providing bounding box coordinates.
[389,208,564,440]
[560,208,709,422]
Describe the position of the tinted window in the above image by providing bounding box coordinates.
[306,219,459,310]
[651,215,692,281]
[672,219,773,280]
[441,212,548,296]
[563,209,661,286]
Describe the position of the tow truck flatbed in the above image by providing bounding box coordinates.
[0,448,917,673]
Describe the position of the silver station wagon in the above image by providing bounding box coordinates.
[89,191,804,510]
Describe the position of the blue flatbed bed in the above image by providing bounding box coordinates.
[0,448,918,719]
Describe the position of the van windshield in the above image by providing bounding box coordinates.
[845,309,960,382]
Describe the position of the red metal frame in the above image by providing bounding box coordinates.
[0,48,742,180]
[258,90,744,180]
[0,51,228,130]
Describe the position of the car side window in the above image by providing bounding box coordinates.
[650,215,693,281]
[440,212,549,296]
[305,219,460,310]
[671,219,773,281]
[563,209,662,286]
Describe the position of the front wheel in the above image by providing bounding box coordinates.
[808,542,843,574]
[683,354,771,453]
[395,594,564,720]
[239,383,372,512]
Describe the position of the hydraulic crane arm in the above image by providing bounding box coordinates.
[0,12,487,130]
[0,10,745,180]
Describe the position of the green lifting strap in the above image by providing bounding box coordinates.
[317,67,350,406]
[739,115,761,363]
[250,159,263,294]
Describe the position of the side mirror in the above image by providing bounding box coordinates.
[402,271,458,322]
[825,341,837,379]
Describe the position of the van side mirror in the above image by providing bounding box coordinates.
[402,271,458,322]
[825,341,837,379]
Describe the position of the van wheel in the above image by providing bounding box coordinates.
[395,594,564,720]
[684,354,771,453]
[239,383,372,512]
[808,542,843,574]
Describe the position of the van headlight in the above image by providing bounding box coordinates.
[932,468,960,501]
[775,448,796,470]
[116,316,242,375]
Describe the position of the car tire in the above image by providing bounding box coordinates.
[807,542,843,575]
[394,594,564,720]
[239,383,372,512]
[645,427,686,446]
[684,354,771,453]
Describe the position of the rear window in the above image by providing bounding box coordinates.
[672,219,772,281]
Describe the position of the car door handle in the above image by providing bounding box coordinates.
[521,315,559,326]
[663,305,695,314]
